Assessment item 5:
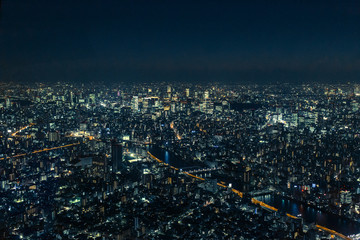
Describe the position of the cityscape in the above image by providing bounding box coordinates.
[1,82,360,239]
[1,0,360,239]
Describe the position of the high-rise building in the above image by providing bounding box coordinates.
[5,98,11,108]
[355,85,360,96]
[89,93,96,104]
[111,141,123,173]
[70,92,74,106]
[340,191,352,205]
[167,85,172,98]
[185,88,190,98]
[204,90,209,100]
[134,217,139,230]
[131,96,139,112]
[48,131,60,142]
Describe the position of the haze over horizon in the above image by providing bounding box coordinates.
[1,0,360,84]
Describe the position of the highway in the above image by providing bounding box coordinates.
[10,123,35,137]
[0,142,81,160]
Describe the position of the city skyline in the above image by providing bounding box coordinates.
[2,1,360,239]
[1,82,360,239]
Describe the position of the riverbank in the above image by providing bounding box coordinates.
[147,149,357,239]
[277,191,356,221]
[148,146,360,236]
[256,193,360,236]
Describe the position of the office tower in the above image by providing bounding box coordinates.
[111,141,123,173]
[204,90,209,100]
[70,91,74,106]
[48,132,60,142]
[131,96,139,112]
[167,85,172,98]
[89,93,96,104]
[5,98,11,108]
[355,85,360,96]
[134,217,139,230]
[185,88,190,97]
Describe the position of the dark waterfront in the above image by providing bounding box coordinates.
[256,194,360,236]
[149,146,360,236]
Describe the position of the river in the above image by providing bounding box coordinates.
[148,145,360,236]
[256,194,360,236]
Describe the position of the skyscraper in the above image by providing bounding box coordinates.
[70,91,74,106]
[111,141,123,173]
[89,93,96,104]
[167,85,172,99]
[5,97,11,108]
[131,96,139,112]
[204,90,209,100]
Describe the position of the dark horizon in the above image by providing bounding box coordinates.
[1,0,360,84]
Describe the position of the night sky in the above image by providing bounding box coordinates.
[1,0,360,84]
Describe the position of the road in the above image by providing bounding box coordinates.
[0,142,81,160]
